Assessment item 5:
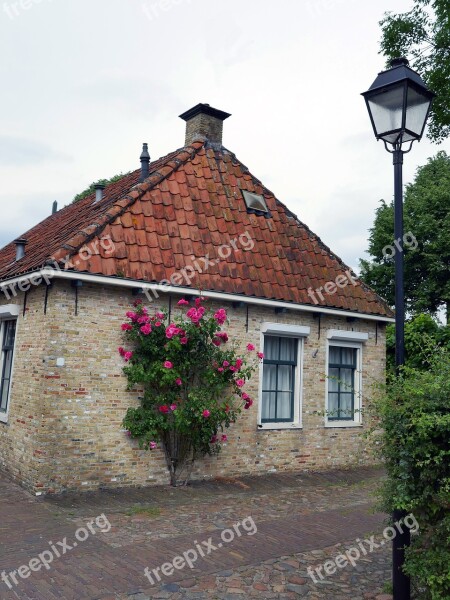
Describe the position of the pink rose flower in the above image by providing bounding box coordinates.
[178,299,190,306]
[155,321,162,327]
[202,409,210,418]
[133,298,143,307]
[126,311,139,321]
[246,343,255,351]
[159,405,169,413]
[257,352,265,359]
[244,399,254,409]
[195,296,205,307]
[149,441,157,449]
[164,361,173,369]
[170,404,177,411]
[137,315,149,324]
[124,351,133,362]
[221,434,227,442]
[212,338,221,347]
[210,434,218,443]
[223,361,230,367]
[180,337,188,345]
[213,308,227,325]
[242,392,250,400]
[156,312,165,319]
[175,378,182,386]
[217,367,224,373]
[118,347,125,356]
[235,358,243,369]
[121,323,133,331]
[140,324,152,335]
[236,379,245,388]
[229,366,237,372]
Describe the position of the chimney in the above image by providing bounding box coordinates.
[94,183,105,203]
[52,200,58,214]
[140,143,150,182]
[179,103,231,146]
[14,238,27,261]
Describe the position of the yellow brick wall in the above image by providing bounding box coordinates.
[0,280,386,494]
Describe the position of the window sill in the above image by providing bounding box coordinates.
[258,423,302,431]
[324,421,362,428]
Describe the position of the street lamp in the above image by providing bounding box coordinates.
[362,58,435,600]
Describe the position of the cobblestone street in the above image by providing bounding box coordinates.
[0,467,393,599]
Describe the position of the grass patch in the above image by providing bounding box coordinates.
[124,506,161,518]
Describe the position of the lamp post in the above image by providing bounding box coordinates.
[362,58,435,600]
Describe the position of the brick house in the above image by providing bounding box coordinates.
[0,104,393,494]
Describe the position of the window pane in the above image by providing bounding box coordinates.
[279,337,296,362]
[5,321,16,347]
[262,392,276,421]
[340,393,354,418]
[329,347,340,364]
[340,368,353,391]
[405,87,430,137]
[277,365,293,391]
[328,392,339,418]
[262,364,277,391]
[264,336,279,361]
[328,367,339,392]
[341,348,356,366]
[277,392,292,419]
[0,320,17,414]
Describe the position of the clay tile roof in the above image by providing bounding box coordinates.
[0,140,393,318]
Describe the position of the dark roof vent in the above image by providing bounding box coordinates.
[140,143,150,182]
[14,238,28,261]
[94,183,106,203]
[52,201,58,214]
[179,103,231,146]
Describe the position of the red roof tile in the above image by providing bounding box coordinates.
[0,140,393,318]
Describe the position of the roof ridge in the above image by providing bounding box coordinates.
[49,142,205,266]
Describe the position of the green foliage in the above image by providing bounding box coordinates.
[386,313,450,372]
[370,348,450,599]
[360,151,450,321]
[380,0,450,143]
[120,298,259,485]
[72,172,131,203]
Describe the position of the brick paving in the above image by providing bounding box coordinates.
[0,467,395,599]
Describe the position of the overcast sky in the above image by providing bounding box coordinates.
[0,0,448,272]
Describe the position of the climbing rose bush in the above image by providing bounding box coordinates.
[120,297,260,486]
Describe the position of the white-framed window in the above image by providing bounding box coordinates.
[258,323,310,430]
[0,305,19,424]
[325,330,366,427]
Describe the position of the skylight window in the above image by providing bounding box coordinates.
[242,190,269,214]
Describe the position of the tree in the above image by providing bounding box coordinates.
[360,151,450,322]
[379,0,450,143]
[72,172,130,203]
[386,313,450,373]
